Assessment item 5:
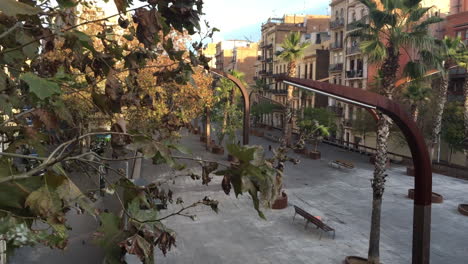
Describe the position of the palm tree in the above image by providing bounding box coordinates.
[350,0,442,263]
[428,37,464,161]
[403,81,432,122]
[277,31,309,146]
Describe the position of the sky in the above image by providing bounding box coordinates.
[201,0,330,42]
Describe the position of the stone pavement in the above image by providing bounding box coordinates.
[9,130,468,264]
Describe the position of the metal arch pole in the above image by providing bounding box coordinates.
[209,68,250,145]
[280,77,432,264]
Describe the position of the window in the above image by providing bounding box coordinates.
[340,8,344,18]
[352,12,356,22]
[304,64,308,79]
[335,11,339,20]
[360,9,365,19]
[465,30,468,40]
[456,31,462,38]
[309,63,313,79]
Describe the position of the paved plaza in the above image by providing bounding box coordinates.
[10,130,468,264]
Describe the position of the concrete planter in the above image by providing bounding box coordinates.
[369,155,390,168]
[211,145,224,155]
[308,151,321,160]
[344,256,371,264]
[406,166,415,176]
[272,192,288,209]
[294,148,307,154]
[458,204,468,216]
[408,189,443,203]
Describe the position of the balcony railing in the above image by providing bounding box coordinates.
[346,69,364,78]
[266,57,273,63]
[330,42,343,50]
[270,89,287,95]
[259,70,267,75]
[327,106,344,117]
[330,18,345,29]
[343,119,353,127]
[329,63,343,72]
[347,45,360,54]
[347,16,368,31]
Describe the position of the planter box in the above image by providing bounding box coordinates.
[458,204,468,216]
[308,151,321,160]
[369,155,390,168]
[272,192,288,209]
[408,189,443,203]
[294,148,307,154]
[211,145,224,155]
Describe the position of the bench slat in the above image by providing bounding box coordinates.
[293,206,335,233]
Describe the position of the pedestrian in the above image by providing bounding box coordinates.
[268,145,272,152]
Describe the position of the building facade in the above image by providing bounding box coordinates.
[256,15,331,128]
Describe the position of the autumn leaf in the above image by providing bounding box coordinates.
[25,186,62,218]
[119,234,152,262]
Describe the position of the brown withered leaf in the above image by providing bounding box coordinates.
[105,69,123,102]
[33,108,57,130]
[119,234,152,261]
[132,8,161,48]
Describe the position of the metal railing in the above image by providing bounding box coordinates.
[330,18,345,29]
[329,63,343,72]
[347,16,368,31]
[327,106,344,117]
[346,69,363,78]
[347,45,360,54]
[330,42,343,49]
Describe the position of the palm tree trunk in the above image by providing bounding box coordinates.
[430,74,448,161]
[410,104,419,122]
[368,113,390,264]
[368,47,398,264]
[282,61,296,147]
[463,76,468,167]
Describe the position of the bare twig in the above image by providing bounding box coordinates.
[0,108,35,127]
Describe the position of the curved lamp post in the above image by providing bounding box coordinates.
[279,76,432,264]
[204,69,250,147]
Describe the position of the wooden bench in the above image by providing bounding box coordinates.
[329,160,355,169]
[292,205,335,239]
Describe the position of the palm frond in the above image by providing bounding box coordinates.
[403,60,427,79]
[408,6,431,22]
[360,40,387,63]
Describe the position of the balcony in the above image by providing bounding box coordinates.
[346,69,364,79]
[270,89,287,95]
[347,16,368,31]
[266,70,273,76]
[329,63,343,72]
[330,42,343,50]
[347,45,360,55]
[259,70,267,75]
[343,119,353,127]
[330,18,345,29]
[327,106,344,117]
[266,57,273,63]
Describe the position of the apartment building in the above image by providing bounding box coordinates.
[257,14,330,128]
[228,43,259,85]
[446,0,468,43]
[328,0,373,144]
[202,43,217,69]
